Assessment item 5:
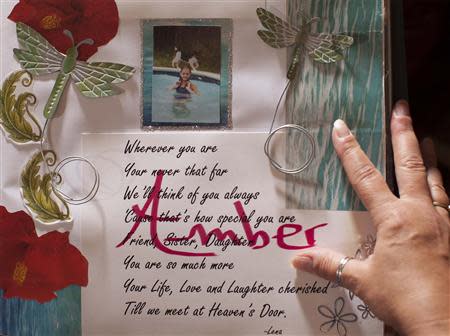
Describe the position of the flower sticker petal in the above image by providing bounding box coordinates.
[8,0,119,61]
[0,205,88,303]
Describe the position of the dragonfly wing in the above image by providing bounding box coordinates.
[16,23,65,63]
[79,62,135,84]
[258,30,297,49]
[315,34,354,51]
[13,48,62,75]
[308,46,343,63]
[72,66,121,98]
[257,7,299,35]
[305,33,354,63]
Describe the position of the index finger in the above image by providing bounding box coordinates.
[332,119,397,213]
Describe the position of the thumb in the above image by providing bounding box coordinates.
[292,248,366,294]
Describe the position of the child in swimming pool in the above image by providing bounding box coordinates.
[171,64,200,97]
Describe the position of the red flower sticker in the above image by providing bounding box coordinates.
[0,206,88,303]
[8,0,119,61]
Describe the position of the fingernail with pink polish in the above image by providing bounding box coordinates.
[292,255,313,272]
[333,119,350,138]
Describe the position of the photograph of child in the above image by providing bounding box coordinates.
[142,19,232,128]
[171,64,200,98]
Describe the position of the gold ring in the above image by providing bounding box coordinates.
[432,201,450,213]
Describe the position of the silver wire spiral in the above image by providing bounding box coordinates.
[40,119,100,206]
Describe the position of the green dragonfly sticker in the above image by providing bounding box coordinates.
[257,8,353,80]
[13,23,135,119]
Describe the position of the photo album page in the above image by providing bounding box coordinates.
[0,0,388,335]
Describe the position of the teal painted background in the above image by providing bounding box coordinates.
[285,0,387,211]
[0,287,81,336]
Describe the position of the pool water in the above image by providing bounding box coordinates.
[151,73,221,124]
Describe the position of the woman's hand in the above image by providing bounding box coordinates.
[292,101,449,335]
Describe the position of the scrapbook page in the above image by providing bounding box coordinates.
[0,0,388,335]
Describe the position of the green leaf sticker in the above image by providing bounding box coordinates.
[0,70,43,144]
[21,150,72,224]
